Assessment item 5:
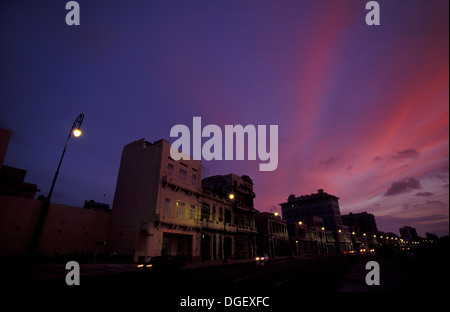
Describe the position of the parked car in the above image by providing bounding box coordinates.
[255,254,270,263]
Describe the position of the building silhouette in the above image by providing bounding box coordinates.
[280,189,352,253]
[342,212,379,251]
[342,212,378,234]
[400,226,419,242]
[0,128,39,199]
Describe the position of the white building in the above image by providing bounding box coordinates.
[109,138,252,263]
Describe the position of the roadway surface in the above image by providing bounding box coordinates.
[79,254,357,292]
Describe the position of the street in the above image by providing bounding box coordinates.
[77,255,357,292]
[7,254,446,310]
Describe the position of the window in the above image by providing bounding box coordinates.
[176,201,185,218]
[167,163,174,177]
[224,209,232,223]
[201,204,210,220]
[164,198,171,216]
[191,174,197,186]
[190,204,196,220]
[219,207,223,222]
[212,205,216,221]
[179,169,187,182]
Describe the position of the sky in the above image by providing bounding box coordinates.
[0,0,448,237]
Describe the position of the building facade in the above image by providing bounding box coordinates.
[109,139,257,263]
[288,216,337,255]
[109,139,203,262]
[255,212,289,257]
[202,173,258,259]
[280,189,352,253]
[342,212,379,251]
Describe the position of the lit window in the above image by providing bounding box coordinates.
[190,204,196,220]
[176,201,185,218]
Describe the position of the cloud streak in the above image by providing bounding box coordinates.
[384,177,422,197]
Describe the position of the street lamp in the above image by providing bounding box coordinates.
[28,113,84,256]
[46,113,84,203]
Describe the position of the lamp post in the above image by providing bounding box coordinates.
[28,113,84,256]
[46,113,84,203]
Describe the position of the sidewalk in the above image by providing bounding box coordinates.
[339,254,431,292]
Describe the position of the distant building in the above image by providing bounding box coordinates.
[83,199,110,211]
[288,216,336,255]
[342,212,379,251]
[425,232,438,242]
[255,212,289,257]
[280,189,351,253]
[342,212,378,234]
[399,226,419,242]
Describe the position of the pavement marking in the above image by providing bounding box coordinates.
[273,279,290,287]
[233,275,252,282]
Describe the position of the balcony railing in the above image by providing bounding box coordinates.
[202,219,222,230]
[237,224,257,233]
[161,175,200,195]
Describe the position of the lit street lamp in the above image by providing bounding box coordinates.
[29,113,84,256]
[46,113,84,203]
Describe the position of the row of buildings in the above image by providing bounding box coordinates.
[0,131,419,262]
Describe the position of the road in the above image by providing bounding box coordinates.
[79,254,357,292]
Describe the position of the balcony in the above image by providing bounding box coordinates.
[161,175,200,195]
[202,219,223,231]
[201,220,238,233]
[224,223,237,233]
[237,224,257,233]
[155,213,202,229]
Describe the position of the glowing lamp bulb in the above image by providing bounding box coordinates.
[73,129,82,137]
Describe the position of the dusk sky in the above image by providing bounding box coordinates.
[1,0,448,237]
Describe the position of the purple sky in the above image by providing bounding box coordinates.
[1,0,448,237]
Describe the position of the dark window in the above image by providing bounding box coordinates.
[224,209,232,223]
